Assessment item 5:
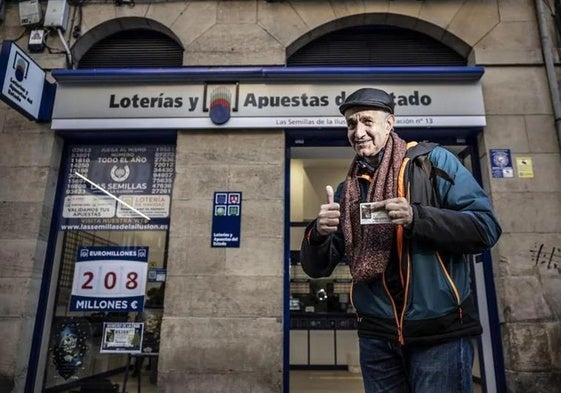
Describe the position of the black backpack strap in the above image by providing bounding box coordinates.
[415,153,434,181]
[413,152,455,185]
[406,141,454,206]
[406,141,454,183]
[433,166,455,185]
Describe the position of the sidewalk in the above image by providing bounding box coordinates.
[290,370,363,393]
[290,370,483,393]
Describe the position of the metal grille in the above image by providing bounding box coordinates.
[78,29,183,68]
[288,25,466,66]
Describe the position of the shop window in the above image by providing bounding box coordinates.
[40,144,175,392]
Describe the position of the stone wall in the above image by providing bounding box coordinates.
[161,130,285,392]
[1,0,561,392]
[0,102,60,392]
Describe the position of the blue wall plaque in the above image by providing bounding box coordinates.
[211,192,242,247]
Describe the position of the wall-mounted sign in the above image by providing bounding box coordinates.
[490,149,514,178]
[59,145,175,231]
[69,246,149,312]
[0,41,55,121]
[100,322,143,354]
[211,192,242,247]
[516,157,534,178]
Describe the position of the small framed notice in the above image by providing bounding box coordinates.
[100,322,144,354]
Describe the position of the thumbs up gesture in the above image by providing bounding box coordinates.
[316,185,340,236]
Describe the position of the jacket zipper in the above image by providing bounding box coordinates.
[383,154,412,345]
[349,282,362,323]
[436,251,463,323]
[382,272,404,345]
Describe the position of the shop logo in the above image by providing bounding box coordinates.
[13,52,30,82]
[491,150,510,168]
[204,83,239,125]
[110,165,130,182]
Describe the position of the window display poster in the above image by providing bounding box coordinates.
[50,318,91,380]
[100,322,143,354]
[69,246,148,312]
[211,191,242,247]
[59,145,175,231]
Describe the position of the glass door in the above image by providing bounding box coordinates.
[288,144,363,393]
[286,132,503,393]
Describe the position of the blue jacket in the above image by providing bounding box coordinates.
[300,143,502,344]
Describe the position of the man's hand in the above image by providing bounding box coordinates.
[316,185,340,236]
[384,197,414,227]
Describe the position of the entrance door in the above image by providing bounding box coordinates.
[285,130,504,393]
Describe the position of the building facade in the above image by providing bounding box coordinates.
[0,1,560,392]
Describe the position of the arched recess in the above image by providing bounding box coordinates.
[287,13,473,66]
[71,17,184,68]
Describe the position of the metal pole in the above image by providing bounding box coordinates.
[535,0,561,152]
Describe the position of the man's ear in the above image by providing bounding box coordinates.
[386,114,395,130]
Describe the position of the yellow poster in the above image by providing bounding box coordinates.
[516,157,534,178]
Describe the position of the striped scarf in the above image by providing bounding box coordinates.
[340,132,407,282]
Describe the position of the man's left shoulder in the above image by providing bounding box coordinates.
[427,145,460,165]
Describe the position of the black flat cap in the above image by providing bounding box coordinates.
[339,88,395,115]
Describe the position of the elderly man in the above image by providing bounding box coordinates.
[300,88,501,393]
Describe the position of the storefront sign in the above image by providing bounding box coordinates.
[211,192,242,247]
[0,41,55,122]
[100,322,143,353]
[51,71,486,129]
[69,246,149,312]
[59,145,175,231]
